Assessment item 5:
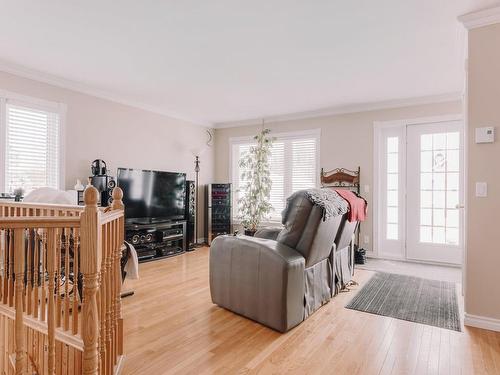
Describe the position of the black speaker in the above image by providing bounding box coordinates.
[90,175,115,207]
[185,180,196,249]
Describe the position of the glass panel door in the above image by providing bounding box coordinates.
[406,121,464,264]
[386,137,399,240]
[377,126,405,259]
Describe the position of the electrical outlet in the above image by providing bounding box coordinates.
[364,235,370,244]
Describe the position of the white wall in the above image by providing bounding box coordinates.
[214,100,462,253]
[0,70,214,238]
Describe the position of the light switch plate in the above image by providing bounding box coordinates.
[475,182,487,197]
[364,185,370,193]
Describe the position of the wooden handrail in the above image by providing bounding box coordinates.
[0,186,126,375]
[0,201,84,211]
[100,210,124,226]
[0,216,81,228]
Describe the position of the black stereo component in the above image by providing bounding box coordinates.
[135,248,157,259]
[185,180,196,249]
[157,228,183,241]
[125,221,187,262]
[90,175,115,207]
[206,183,232,245]
[126,227,157,246]
[157,245,183,258]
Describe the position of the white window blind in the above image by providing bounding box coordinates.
[292,139,317,192]
[231,130,319,222]
[3,102,61,194]
[269,141,285,214]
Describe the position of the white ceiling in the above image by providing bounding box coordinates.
[0,1,496,126]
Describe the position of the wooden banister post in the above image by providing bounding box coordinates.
[13,228,26,375]
[81,187,101,375]
[47,228,57,375]
[111,187,124,211]
[115,217,124,356]
[111,187,125,356]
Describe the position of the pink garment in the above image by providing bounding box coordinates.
[335,189,367,222]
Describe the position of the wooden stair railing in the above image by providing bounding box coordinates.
[0,187,125,375]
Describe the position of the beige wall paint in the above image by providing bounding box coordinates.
[466,23,500,320]
[214,101,462,252]
[0,71,214,239]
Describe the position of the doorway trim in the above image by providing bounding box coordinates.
[373,114,464,265]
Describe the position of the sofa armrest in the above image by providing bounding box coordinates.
[254,227,282,240]
[209,235,305,332]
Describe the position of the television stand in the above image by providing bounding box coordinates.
[129,218,173,225]
[125,220,187,263]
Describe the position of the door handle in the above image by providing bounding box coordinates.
[456,204,465,209]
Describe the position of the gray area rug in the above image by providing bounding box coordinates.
[346,272,461,331]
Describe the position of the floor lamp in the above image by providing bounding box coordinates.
[191,129,212,247]
[193,155,202,247]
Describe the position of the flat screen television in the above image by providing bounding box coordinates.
[117,168,186,223]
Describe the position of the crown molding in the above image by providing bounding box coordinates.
[0,59,463,131]
[213,93,463,129]
[0,59,211,128]
[459,5,500,30]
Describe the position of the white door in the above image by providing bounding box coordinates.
[406,121,464,264]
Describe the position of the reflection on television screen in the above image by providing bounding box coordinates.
[117,168,186,223]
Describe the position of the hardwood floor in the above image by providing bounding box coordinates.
[357,258,462,283]
[121,247,500,375]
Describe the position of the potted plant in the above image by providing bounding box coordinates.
[13,187,24,202]
[238,128,274,236]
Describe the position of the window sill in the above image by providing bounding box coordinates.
[232,219,283,228]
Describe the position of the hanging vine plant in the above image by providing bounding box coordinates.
[238,128,275,235]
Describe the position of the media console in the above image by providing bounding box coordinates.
[125,220,187,262]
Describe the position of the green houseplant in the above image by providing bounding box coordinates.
[238,128,274,236]
[13,187,25,202]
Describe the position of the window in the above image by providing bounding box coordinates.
[0,93,64,194]
[418,132,460,245]
[231,130,320,222]
[386,136,399,240]
[374,123,405,259]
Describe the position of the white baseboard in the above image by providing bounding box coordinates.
[464,313,500,332]
[367,253,405,261]
[366,253,462,268]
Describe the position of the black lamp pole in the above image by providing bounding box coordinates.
[194,155,200,245]
[192,129,212,247]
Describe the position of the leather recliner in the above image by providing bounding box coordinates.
[209,190,344,332]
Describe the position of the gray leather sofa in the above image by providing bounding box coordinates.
[209,190,350,332]
[331,215,357,294]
